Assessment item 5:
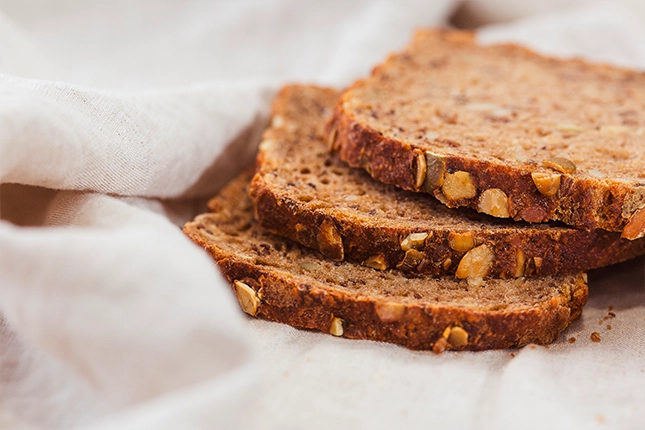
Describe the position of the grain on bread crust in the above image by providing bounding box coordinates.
[248,85,645,279]
[328,28,645,238]
[184,170,588,351]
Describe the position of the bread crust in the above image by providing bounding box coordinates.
[328,29,645,236]
[214,257,587,351]
[184,171,588,351]
[250,85,645,278]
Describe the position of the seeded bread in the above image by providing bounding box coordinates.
[328,28,645,239]
[249,85,645,281]
[184,170,588,351]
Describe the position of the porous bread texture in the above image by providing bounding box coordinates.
[328,28,645,238]
[184,170,588,351]
[249,85,645,279]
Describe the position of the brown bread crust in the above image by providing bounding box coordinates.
[328,29,645,237]
[249,85,645,278]
[215,258,586,351]
[184,171,588,351]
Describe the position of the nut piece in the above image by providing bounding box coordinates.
[447,327,469,347]
[531,172,562,197]
[442,326,451,339]
[465,102,501,112]
[298,261,320,272]
[590,331,601,342]
[442,171,477,201]
[455,244,494,287]
[587,169,606,179]
[555,124,584,134]
[422,152,446,192]
[401,232,429,251]
[329,317,344,336]
[396,249,424,270]
[514,249,526,278]
[602,125,631,133]
[448,232,475,252]
[489,108,512,119]
[375,302,405,323]
[477,188,510,218]
[432,336,448,354]
[258,139,276,152]
[363,255,388,271]
[327,125,338,151]
[271,115,285,128]
[424,131,439,140]
[533,257,543,269]
[317,219,344,260]
[513,143,528,162]
[622,207,645,240]
[443,258,452,270]
[233,281,260,316]
[542,157,576,174]
[412,149,427,190]
[359,155,373,174]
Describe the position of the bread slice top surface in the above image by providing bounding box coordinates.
[185,170,588,350]
[248,85,645,278]
[329,29,645,235]
[340,29,645,179]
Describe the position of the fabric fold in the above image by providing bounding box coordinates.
[0,76,273,198]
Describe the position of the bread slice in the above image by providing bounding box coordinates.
[328,28,645,239]
[184,169,588,351]
[249,85,645,281]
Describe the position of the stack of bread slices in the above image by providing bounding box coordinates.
[184,29,645,352]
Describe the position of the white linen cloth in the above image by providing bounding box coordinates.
[0,1,643,429]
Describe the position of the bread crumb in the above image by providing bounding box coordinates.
[608,306,613,311]
[510,352,516,357]
[530,345,537,349]
[608,312,616,318]
[606,324,612,330]
[568,337,576,343]
[590,332,601,342]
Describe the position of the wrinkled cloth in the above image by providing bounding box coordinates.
[0,1,644,429]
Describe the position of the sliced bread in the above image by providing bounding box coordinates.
[184,170,588,351]
[249,85,645,281]
[328,29,645,238]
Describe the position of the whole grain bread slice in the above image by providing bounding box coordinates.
[184,170,588,351]
[249,85,645,281]
[328,28,645,239]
